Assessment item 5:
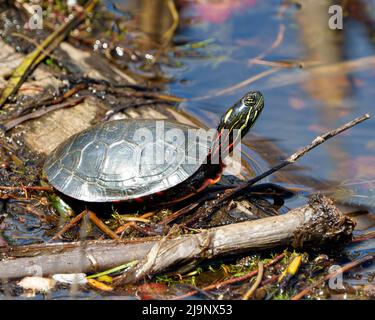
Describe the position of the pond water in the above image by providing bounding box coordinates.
[111,1,375,228]
[110,0,375,283]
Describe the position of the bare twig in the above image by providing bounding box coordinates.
[51,210,86,241]
[193,68,280,101]
[242,262,264,300]
[235,114,369,193]
[6,82,88,120]
[10,32,61,62]
[0,185,53,192]
[250,59,304,68]
[51,209,121,241]
[160,202,204,225]
[352,232,375,243]
[266,55,375,90]
[115,212,156,235]
[2,97,85,131]
[249,24,286,64]
[87,210,121,240]
[101,101,156,121]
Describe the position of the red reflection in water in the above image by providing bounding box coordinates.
[189,0,257,24]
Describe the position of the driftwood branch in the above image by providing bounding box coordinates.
[0,195,354,281]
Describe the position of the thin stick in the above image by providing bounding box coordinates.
[102,101,156,122]
[115,211,156,235]
[0,185,53,192]
[10,32,61,62]
[259,274,279,287]
[2,97,85,131]
[249,24,286,64]
[87,210,121,240]
[241,114,369,189]
[213,114,370,211]
[51,210,86,241]
[193,68,280,101]
[171,253,285,300]
[242,262,264,300]
[51,210,121,241]
[159,202,201,225]
[251,59,304,68]
[291,254,374,300]
[266,55,375,90]
[7,82,88,120]
[351,232,375,243]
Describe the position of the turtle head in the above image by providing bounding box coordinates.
[208,91,264,163]
[217,91,264,137]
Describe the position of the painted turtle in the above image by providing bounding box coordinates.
[43,91,264,203]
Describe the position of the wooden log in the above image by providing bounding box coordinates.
[0,195,354,280]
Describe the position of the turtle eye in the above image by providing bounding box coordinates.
[244,95,256,106]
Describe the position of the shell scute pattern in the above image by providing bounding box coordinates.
[60,150,81,172]
[95,121,125,145]
[76,140,107,179]
[100,140,138,182]
[44,119,210,202]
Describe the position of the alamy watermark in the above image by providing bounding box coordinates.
[22,1,375,32]
[27,4,43,30]
[116,121,243,175]
[328,5,343,30]
[21,1,44,30]
[23,0,79,30]
[328,265,345,290]
[23,2,354,31]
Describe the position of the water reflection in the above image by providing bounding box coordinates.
[112,0,375,219]
[138,0,178,47]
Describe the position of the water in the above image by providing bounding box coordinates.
[114,0,375,277]
[170,0,375,194]
[111,0,375,211]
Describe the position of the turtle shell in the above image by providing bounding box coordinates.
[43,119,212,202]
